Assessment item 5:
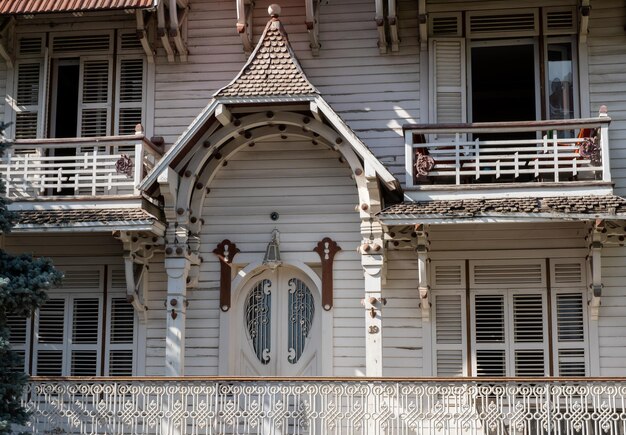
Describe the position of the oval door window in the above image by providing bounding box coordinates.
[243,275,315,366]
[287,277,315,364]
[244,279,272,365]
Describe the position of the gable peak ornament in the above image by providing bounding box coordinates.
[268,4,281,18]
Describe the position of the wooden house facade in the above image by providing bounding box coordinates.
[1,0,626,433]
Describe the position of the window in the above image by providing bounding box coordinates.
[431,259,589,377]
[7,266,136,376]
[12,31,146,139]
[429,7,579,125]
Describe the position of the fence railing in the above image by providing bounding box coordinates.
[17,376,626,434]
[404,109,611,188]
[0,133,162,198]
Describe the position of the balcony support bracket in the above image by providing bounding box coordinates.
[117,232,164,323]
[415,224,431,319]
[589,219,604,320]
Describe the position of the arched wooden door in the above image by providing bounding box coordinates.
[237,268,320,376]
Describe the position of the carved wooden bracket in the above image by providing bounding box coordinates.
[213,240,240,312]
[313,237,341,311]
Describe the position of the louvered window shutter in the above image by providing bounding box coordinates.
[6,314,29,372]
[115,57,145,136]
[472,294,507,377]
[511,293,548,376]
[69,298,102,376]
[34,298,67,376]
[433,292,466,376]
[78,57,112,137]
[106,297,136,375]
[429,38,466,131]
[553,292,587,376]
[14,61,43,139]
[105,268,136,376]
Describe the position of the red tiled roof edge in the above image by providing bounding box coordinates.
[0,0,155,15]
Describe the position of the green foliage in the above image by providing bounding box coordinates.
[0,123,63,434]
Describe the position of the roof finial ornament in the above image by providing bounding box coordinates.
[268,4,281,18]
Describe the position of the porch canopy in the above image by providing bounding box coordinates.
[0,0,155,14]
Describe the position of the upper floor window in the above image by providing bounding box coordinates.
[11,31,146,140]
[429,7,580,125]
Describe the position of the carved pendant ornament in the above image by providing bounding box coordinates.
[213,240,240,311]
[313,237,341,310]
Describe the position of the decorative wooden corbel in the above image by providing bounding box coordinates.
[117,232,164,323]
[305,0,320,56]
[415,224,431,319]
[589,219,604,320]
[135,10,155,64]
[418,0,427,50]
[387,0,399,52]
[579,0,590,44]
[237,0,255,55]
[313,237,341,310]
[0,17,15,69]
[214,240,240,312]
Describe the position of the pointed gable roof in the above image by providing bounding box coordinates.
[215,13,317,99]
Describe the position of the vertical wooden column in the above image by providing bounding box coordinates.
[361,219,385,377]
[164,254,191,377]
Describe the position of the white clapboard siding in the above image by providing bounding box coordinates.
[383,251,422,376]
[597,246,626,375]
[587,0,626,195]
[193,139,362,376]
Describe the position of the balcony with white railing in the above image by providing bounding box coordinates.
[404,108,612,198]
[17,376,626,434]
[0,131,162,200]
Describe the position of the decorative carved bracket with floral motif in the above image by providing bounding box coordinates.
[313,237,341,311]
[213,240,240,312]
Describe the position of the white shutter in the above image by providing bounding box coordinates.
[431,261,465,289]
[105,268,136,376]
[551,260,585,288]
[115,57,145,136]
[34,298,66,376]
[511,293,548,376]
[472,293,507,377]
[553,291,587,376]
[433,292,466,376]
[106,297,136,376]
[78,57,112,137]
[429,38,466,129]
[6,314,30,372]
[470,260,545,288]
[467,10,539,39]
[14,61,42,139]
[70,297,102,376]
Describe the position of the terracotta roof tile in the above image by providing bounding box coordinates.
[378,195,626,219]
[15,208,158,226]
[0,0,154,14]
[215,17,317,98]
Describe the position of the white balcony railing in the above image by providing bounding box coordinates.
[404,109,611,188]
[17,377,626,434]
[0,133,162,199]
